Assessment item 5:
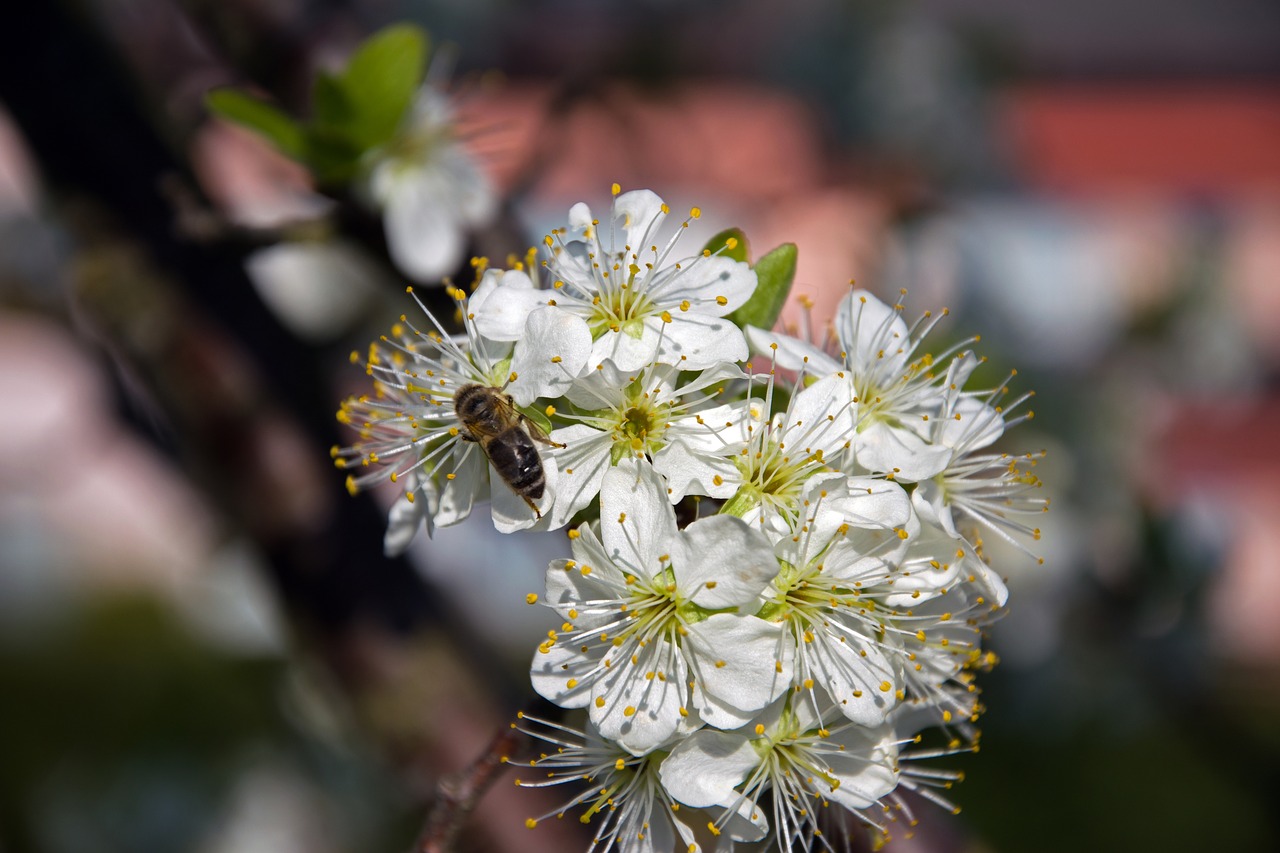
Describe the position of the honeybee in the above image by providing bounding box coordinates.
[454,384,562,516]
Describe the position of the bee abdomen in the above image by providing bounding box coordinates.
[489,428,546,499]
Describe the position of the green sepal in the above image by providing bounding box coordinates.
[727,242,797,332]
[204,89,305,158]
[609,442,631,467]
[719,485,760,519]
[702,228,750,264]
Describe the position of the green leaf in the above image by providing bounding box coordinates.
[205,89,304,158]
[304,126,364,184]
[702,228,750,264]
[339,23,428,149]
[727,243,797,332]
[311,71,355,130]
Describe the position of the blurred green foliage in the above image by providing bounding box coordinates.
[0,594,410,853]
[206,24,429,184]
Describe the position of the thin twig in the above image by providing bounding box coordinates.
[413,722,523,853]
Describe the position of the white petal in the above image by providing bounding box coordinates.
[599,459,678,581]
[383,176,465,282]
[744,326,842,374]
[658,729,758,809]
[678,517,778,609]
[939,396,1004,452]
[538,425,612,526]
[686,615,792,729]
[911,480,959,538]
[612,189,668,251]
[469,267,526,314]
[567,201,593,231]
[433,446,488,527]
[853,420,952,482]
[543,553,625,627]
[652,440,740,502]
[654,313,748,370]
[244,242,378,342]
[508,307,593,405]
[437,145,496,224]
[648,256,756,317]
[590,322,663,374]
[383,490,426,556]
[592,638,688,754]
[530,638,598,709]
[810,475,912,531]
[470,270,546,342]
[823,724,899,810]
[836,289,910,376]
[806,631,899,726]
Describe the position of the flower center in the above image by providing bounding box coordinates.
[615,567,687,645]
[607,388,671,463]
[722,438,826,524]
[588,286,654,339]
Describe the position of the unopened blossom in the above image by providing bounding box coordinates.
[531,459,792,754]
[477,186,757,376]
[520,362,751,531]
[512,712,764,852]
[368,87,496,282]
[747,289,978,482]
[658,694,900,850]
[333,287,544,552]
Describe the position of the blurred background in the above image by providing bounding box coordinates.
[3,1,1280,851]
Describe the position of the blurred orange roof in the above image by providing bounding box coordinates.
[1002,85,1280,197]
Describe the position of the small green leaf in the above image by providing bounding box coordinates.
[702,228,750,264]
[205,89,304,158]
[339,23,428,149]
[304,126,364,184]
[728,243,797,332]
[311,71,355,130]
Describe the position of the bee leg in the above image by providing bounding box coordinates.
[522,494,543,518]
[520,414,567,449]
[458,433,478,443]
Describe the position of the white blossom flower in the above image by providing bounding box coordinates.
[895,559,1006,716]
[478,186,757,376]
[658,693,900,850]
[910,374,1048,561]
[521,362,751,532]
[531,459,792,754]
[333,287,545,553]
[747,289,978,482]
[368,88,496,282]
[720,372,857,539]
[760,472,966,727]
[512,712,764,852]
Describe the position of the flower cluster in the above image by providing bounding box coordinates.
[335,187,1046,850]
